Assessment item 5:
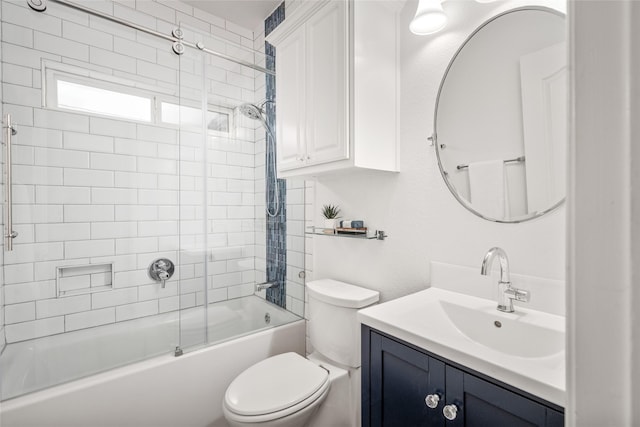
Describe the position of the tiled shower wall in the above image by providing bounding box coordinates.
[264,3,287,308]
[259,0,307,325]
[285,179,307,317]
[0,0,272,343]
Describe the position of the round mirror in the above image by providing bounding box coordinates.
[434,7,566,223]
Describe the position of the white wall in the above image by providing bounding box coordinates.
[568,1,640,425]
[0,0,5,350]
[310,0,566,303]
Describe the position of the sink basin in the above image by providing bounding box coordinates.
[357,287,566,406]
[440,300,564,358]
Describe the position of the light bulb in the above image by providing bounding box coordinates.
[410,0,447,35]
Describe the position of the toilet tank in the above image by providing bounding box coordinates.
[306,279,379,368]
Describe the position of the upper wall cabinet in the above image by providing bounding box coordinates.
[266,0,399,179]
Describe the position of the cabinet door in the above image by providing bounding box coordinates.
[368,332,445,427]
[445,365,561,427]
[275,24,306,171]
[304,0,349,166]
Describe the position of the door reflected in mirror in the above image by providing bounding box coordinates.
[434,7,566,222]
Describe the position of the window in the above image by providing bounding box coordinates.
[44,62,235,136]
[160,102,234,135]
[56,79,153,122]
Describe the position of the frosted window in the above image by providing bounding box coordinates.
[207,111,230,133]
[45,64,233,135]
[160,102,231,133]
[56,80,152,122]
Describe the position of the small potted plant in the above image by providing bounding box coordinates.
[321,204,341,232]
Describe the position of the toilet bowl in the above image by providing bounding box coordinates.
[223,279,379,427]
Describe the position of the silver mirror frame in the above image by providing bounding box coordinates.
[433,6,566,224]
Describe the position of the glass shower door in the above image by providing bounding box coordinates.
[0,1,203,399]
[173,28,209,352]
[174,24,294,353]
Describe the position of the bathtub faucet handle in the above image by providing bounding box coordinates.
[158,270,170,288]
[148,258,175,288]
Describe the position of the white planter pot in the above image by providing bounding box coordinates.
[323,218,337,231]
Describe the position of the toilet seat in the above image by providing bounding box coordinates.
[223,352,330,423]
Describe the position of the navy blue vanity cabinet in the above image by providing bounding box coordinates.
[444,366,564,427]
[363,326,446,427]
[362,326,564,427]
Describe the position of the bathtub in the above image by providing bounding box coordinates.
[0,296,305,427]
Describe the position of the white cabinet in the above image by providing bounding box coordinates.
[275,2,347,172]
[276,24,307,170]
[266,0,399,179]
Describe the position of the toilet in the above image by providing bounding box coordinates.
[223,279,380,427]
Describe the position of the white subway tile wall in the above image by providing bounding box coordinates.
[0,0,304,344]
[303,181,315,353]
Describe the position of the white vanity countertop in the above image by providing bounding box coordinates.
[357,287,566,407]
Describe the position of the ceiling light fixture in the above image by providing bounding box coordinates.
[410,0,447,35]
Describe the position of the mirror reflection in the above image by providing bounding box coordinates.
[434,8,566,222]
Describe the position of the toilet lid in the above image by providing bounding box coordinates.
[224,352,329,416]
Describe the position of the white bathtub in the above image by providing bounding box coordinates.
[0,296,305,427]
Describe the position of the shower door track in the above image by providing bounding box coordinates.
[30,0,276,76]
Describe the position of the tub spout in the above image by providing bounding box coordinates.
[255,281,278,292]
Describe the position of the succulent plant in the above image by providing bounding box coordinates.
[321,204,341,219]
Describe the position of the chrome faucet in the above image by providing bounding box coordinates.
[148,258,175,288]
[255,281,279,292]
[480,247,530,313]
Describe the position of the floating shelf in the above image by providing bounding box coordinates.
[305,226,387,240]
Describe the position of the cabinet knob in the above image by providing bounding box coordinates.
[425,393,440,409]
[443,404,458,421]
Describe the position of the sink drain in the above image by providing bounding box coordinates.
[494,321,502,328]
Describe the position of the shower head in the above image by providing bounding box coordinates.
[239,103,265,121]
[237,101,279,217]
[238,102,275,145]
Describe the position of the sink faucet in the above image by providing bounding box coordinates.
[480,247,530,313]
